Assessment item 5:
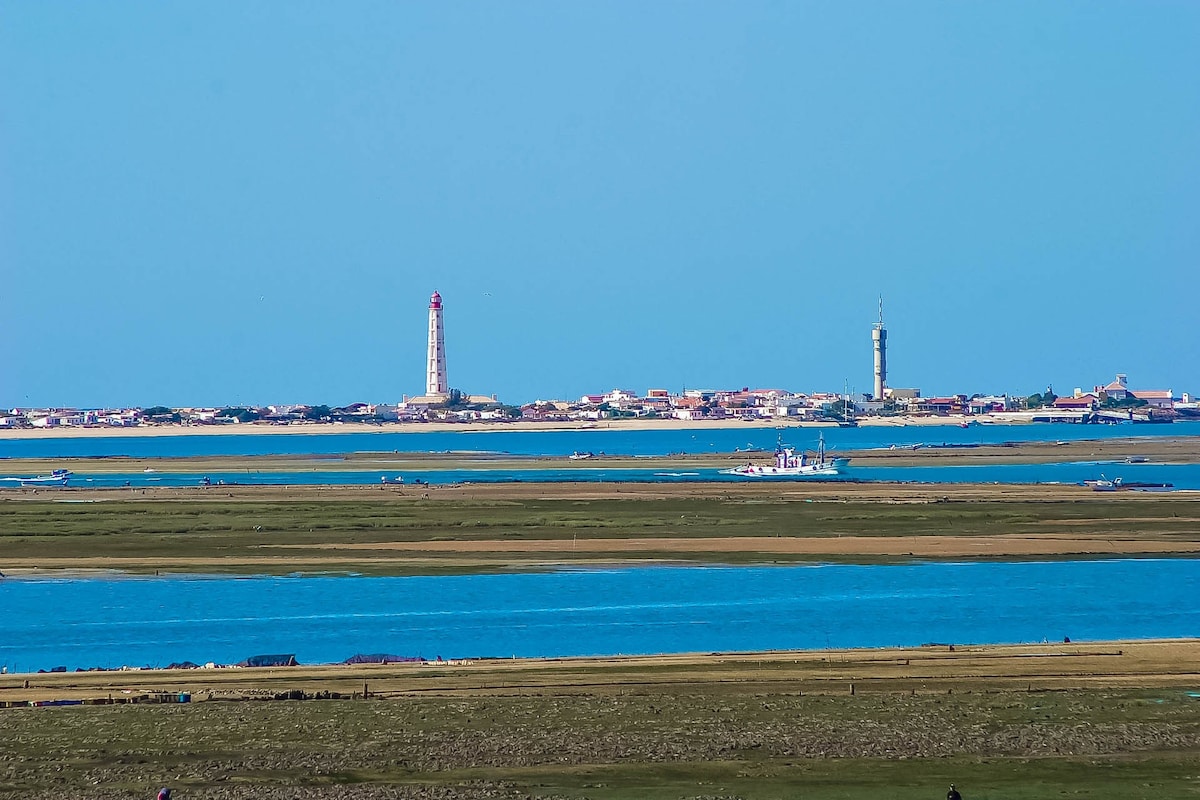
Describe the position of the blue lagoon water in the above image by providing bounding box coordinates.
[2,560,1197,673]
[3,420,1200,460]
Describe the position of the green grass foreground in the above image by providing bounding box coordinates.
[2,684,1198,798]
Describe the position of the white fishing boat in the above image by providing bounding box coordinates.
[721,434,847,478]
[0,469,72,486]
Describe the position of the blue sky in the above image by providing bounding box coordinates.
[2,2,1196,408]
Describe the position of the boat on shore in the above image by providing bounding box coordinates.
[1083,474,1174,492]
[1087,475,1122,492]
[721,434,848,478]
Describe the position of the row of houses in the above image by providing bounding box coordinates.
[526,373,1193,422]
[0,400,519,429]
[2,374,1192,430]
[1047,374,1188,412]
[546,387,1004,421]
[520,387,872,422]
[1,409,139,428]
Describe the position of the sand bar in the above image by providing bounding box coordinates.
[0,413,1035,441]
[1,638,1196,694]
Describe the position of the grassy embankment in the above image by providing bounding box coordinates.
[1,483,1199,573]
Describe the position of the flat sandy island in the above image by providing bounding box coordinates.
[3,638,1196,700]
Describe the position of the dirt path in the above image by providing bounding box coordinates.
[268,533,1200,559]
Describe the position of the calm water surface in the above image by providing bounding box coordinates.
[3,421,1199,459]
[2,560,1197,673]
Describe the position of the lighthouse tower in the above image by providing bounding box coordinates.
[426,291,449,399]
[872,297,887,401]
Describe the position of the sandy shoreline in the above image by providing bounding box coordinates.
[1,637,1196,688]
[0,414,1025,440]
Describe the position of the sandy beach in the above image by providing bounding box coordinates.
[3,638,1196,701]
[0,413,1027,440]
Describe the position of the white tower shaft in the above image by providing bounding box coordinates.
[872,298,887,401]
[426,292,448,398]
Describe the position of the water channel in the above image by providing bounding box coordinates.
[3,560,1197,673]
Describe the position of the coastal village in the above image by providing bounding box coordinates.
[3,373,1194,432]
[3,293,1193,432]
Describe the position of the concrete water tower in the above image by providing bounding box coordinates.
[872,298,887,401]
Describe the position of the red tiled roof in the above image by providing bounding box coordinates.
[1052,397,1095,408]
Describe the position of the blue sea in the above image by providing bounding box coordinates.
[6,420,1200,489]
[1,560,1197,673]
[3,420,1199,459]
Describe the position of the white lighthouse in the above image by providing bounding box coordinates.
[426,291,449,399]
[872,297,887,401]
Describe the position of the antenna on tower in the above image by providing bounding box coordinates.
[876,296,884,329]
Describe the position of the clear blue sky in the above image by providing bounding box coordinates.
[2,2,1196,408]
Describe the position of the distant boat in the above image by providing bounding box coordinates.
[722,434,847,478]
[0,469,72,487]
[1086,475,1123,492]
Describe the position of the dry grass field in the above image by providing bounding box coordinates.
[2,641,1200,799]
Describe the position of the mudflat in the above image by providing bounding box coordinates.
[2,481,1200,574]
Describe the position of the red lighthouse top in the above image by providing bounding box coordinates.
[429,291,442,309]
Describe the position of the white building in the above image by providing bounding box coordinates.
[425,291,449,400]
